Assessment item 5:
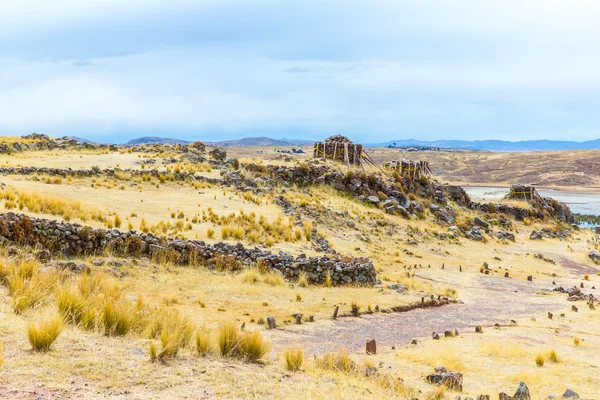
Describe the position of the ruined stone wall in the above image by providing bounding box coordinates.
[240,163,575,224]
[0,213,376,286]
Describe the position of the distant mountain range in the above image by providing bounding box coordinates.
[125,136,312,147]
[125,136,191,145]
[121,136,600,151]
[371,139,600,151]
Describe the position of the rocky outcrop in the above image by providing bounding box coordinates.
[0,213,376,286]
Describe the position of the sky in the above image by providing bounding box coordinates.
[1,0,600,144]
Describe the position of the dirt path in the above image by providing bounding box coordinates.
[267,272,569,354]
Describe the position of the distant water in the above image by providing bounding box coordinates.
[463,186,600,216]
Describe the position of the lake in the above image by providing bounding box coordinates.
[463,186,600,216]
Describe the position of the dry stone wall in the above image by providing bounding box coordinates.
[0,213,376,286]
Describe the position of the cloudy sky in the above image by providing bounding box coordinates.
[1,0,600,143]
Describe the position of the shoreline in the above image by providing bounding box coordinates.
[456,183,600,195]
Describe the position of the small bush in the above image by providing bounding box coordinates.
[284,347,303,371]
[27,314,63,352]
[296,293,302,302]
[574,336,581,346]
[207,228,215,239]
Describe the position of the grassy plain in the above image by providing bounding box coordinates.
[0,141,598,399]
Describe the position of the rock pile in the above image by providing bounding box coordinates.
[313,135,363,166]
[0,213,376,286]
[426,366,463,391]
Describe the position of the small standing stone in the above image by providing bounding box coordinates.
[366,339,376,355]
[332,305,339,320]
[266,316,276,329]
[527,276,533,281]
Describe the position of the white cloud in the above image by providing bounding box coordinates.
[1,1,600,142]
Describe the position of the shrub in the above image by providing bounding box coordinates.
[296,293,302,302]
[27,314,63,351]
[574,336,581,346]
[114,214,122,228]
[284,347,303,371]
[207,228,215,239]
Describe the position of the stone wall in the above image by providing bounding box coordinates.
[0,213,376,286]
[240,163,575,224]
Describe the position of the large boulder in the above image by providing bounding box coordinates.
[473,216,490,230]
[438,209,455,224]
[589,251,600,262]
[499,382,531,400]
[530,230,543,240]
[209,147,227,161]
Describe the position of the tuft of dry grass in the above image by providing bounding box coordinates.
[535,354,545,367]
[196,326,211,356]
[324,269,332,287]
[218,322,241,357]
[102,299,135,336]
[548,348,559,363]
[573,336,581,346]
[424,386,447,400]
[284,347,304,371]
[297,271,308,287]
[27,314,64,352]
[316,350,355,373]
[218,322,270,362]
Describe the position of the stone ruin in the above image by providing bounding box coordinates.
[383,160,433,179]
[505,184,539,201]
[504,184,575,224]
[0,212,376,286]
[313,135,363,166]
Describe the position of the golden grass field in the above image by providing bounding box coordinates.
[0,138,599,399]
